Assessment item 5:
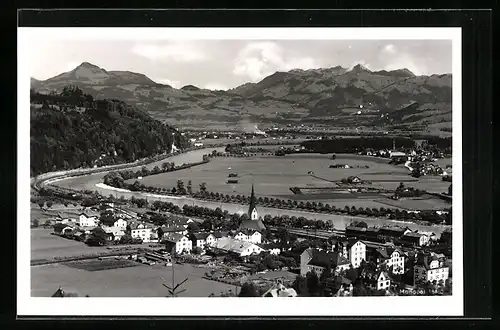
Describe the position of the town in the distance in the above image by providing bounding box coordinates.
[30,60,453,298]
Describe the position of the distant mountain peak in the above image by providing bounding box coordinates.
[389,68,416,77]
[77,62,101,69]
[181,84,200,91]
[349,63,372,74]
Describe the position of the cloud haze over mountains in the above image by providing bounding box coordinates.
[30,39,451,90]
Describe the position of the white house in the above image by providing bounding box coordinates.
[113,218,128,229]
[130,222,153,243]
[212,237,264,257]
[78,213,98,227]
[104,227,126,241]
[386,248,405,274]
[376,271,391,291]
[233,229,262,244]
[205,231,228,246]
[414,253,450,285]
[190,232,210,249]
[160,225,188,237]
[163,233,192,254]
[347,240,366,268]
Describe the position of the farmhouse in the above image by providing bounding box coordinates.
[364,270,392,291]
[233,229,262,244]
[104,227,126,241]
[205,231,228,246]
[342,176,362,184]
[300,248,351,276]
[259,243,283,255]
[113,218,127,229]
[53,223,74,236]
[329,164,351,169]
[211,237,264,257]
[78,213,98,227]
[159,225,188,237]
[413,253,449,285]
[162,233,192,254]
[130,222,154,243]
[190,232,210,249]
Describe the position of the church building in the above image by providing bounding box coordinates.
[238,184,266,232]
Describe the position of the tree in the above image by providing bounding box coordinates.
[187,180,193,195]
[292,275,308,296]
[119,234,134,245]
[199,182,207,194]
[306,271,321,296]
[46,200,53,209]
[192,246,203,255]
[187,221,200,233]
[239,282,260,297]
[86,227,108,246]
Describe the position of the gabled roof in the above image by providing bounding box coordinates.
[236,228,261,236]
[213,237,260,254]
[210,231,229,239]
[346,239,365,249]
[160,225,186,233]
[191,232,209,240]
[306,249,349,268]
[239,218,266,232]
[130,222,153,230]
[162,232,187,243]
[403,232,423,238]
[103,227,125,235]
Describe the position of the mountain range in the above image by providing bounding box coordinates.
[30,62,452,131]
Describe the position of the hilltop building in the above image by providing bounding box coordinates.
[239,184,266,232]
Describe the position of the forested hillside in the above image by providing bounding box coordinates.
[30,86,187,176]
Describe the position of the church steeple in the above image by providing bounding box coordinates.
[248,184,258,220]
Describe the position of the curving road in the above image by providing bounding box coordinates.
[33,147,450,235]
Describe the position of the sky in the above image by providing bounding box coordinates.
[29,39,452,91]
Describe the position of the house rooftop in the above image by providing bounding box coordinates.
[191,232,209,240]
[213,237,259,254]
[162,232,186,243]
[307,248,350,268]
[403,232,423,238]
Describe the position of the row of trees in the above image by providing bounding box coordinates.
[101,170,451,225]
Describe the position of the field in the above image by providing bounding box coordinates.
[63,259,140,272]
[31,228,112,261]
[129,153,451,210]
[31,262,237,297]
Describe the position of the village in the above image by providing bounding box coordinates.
[38,182,452,298]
